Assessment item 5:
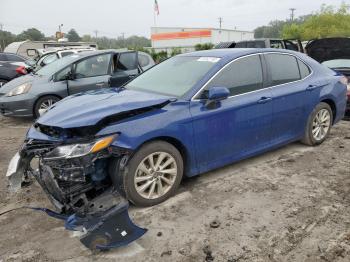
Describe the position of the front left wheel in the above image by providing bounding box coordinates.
[113,141,184,207]
[34,95,60,118]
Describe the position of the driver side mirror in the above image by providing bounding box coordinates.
[205,86,230,108]
[65,71,76,80]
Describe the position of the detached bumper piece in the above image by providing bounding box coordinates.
[66,201,147,250]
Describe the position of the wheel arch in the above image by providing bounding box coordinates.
[320,98,336,124]
[33,94,63,116]
[134,136,190,176]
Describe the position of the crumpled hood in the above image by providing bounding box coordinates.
[0,74,49,94]
[305,38,350,63]
[37,88,174,128]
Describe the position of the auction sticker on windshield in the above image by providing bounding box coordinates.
[197,57,220,63]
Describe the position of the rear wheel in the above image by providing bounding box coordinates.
[0,79,8,87]
[34,95,60,118]
[113,141,184,207]
[302,102,333,146]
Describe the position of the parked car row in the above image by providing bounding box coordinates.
[0,52,28,86]
[0,50,155,117]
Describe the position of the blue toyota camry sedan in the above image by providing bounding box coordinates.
[8,49,347,211]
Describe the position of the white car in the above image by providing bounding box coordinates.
[28,46,96,71]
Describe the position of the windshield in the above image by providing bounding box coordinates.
[35,54,80,76]
[125,56,220,97]
[322,59,350,69]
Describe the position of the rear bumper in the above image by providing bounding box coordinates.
[0,94,35,117]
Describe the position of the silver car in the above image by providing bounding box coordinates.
[0,50,155,118]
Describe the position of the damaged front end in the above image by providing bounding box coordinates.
[6,132,146,250]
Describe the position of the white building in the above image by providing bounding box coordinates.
[151,27,254,54]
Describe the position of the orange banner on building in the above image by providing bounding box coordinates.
[151,30,212,41]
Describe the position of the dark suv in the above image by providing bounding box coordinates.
[215,39,304,52]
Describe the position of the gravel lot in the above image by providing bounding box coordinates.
[0,116,349,262]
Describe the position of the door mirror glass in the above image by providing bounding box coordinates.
[116,52,138,72]
[27,49,38,57]
[208,86,230,101]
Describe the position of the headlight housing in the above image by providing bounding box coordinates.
[44,135,116,159]
[6,82,32,97]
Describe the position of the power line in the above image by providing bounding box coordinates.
[289,8,296,22]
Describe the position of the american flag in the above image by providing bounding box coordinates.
[154,0,159,15]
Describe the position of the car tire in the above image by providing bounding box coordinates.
[34,95,60,119]
[112,141,184,207]
[301,102,333,146]
[0,79,8,88]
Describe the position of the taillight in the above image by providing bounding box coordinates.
[339,76,350,94]
[340,76,348,85]
[16,66,27,75]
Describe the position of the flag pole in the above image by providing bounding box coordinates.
[154,10,156,27]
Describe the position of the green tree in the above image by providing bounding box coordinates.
[66,29,81,42]
[0,30,16,51]
[81,34,93,42]
[282,3,350,40]
[16,28,45,41]
[194,43,214,51]
[254,15,309,39]
[170,47,182,56]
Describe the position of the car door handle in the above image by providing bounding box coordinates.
[96,82,106,87]
[257,97,272,104]
[306,84,319,91]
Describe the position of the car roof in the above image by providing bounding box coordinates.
[67,49,130,59]
[180,48,300,60]
[0,52,24,57]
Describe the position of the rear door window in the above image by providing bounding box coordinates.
[247,41,265,48]
[138,53,151,68]
[60,51,74,57]
[270,40,284,49]
[284,40,299,51]
[235,42,247,48]
[298,59,311,78]
[265,53,301,86]
[116,52,138,71]
[203,55,263,97]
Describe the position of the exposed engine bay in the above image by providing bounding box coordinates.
[6,135,147,250]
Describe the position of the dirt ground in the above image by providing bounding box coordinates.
[0,116,349,262]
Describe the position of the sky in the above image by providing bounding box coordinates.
[0,0,348,38]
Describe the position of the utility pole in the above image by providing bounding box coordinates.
[0,23,4,51]
[93,30,98,40]
[289,8,296,22]
[218,17,223,30]
[121,32,125,47]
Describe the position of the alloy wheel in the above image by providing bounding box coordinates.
[134,152,177,200]
[312,108,331,141]
[38,99,56,116]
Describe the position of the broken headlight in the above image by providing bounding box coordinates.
[44,135,116,159]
